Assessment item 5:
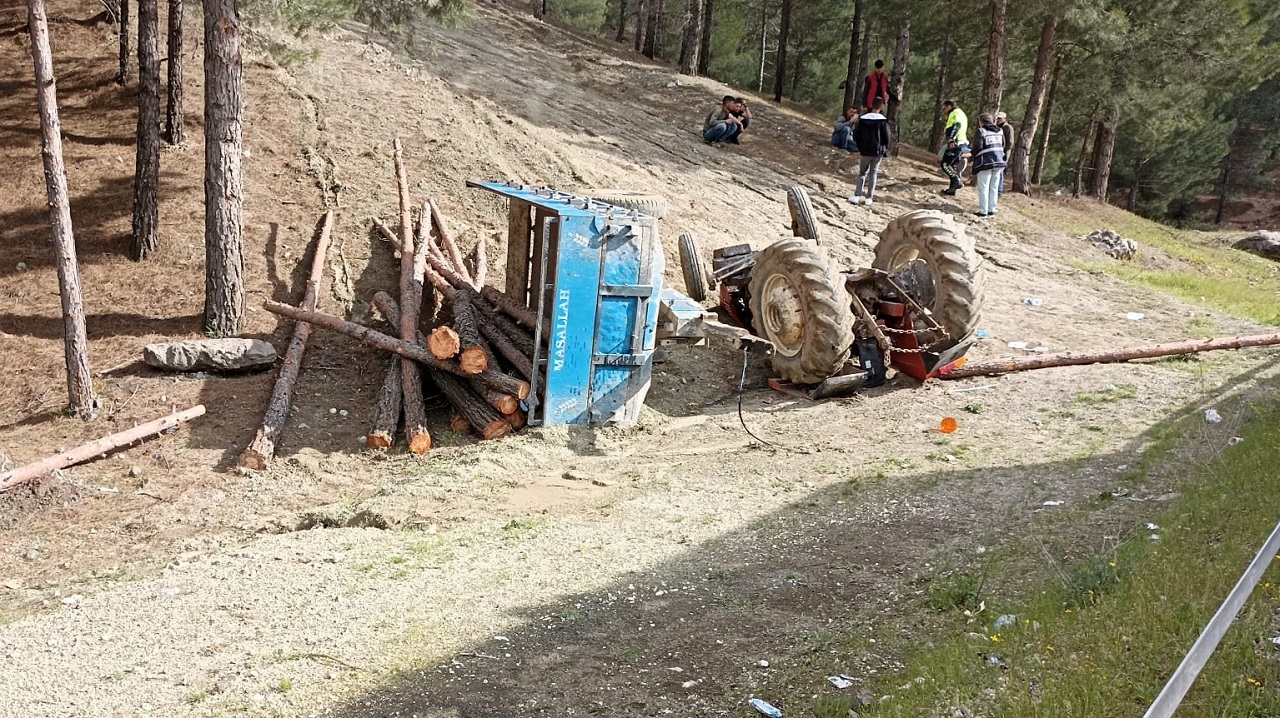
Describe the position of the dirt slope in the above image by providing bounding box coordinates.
[2,3,1278,717]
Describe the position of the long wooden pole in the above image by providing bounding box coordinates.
[1,405,206,492]
[941,333,1280,379]
[393,139,431,455]
[236,211,334,470]
[262,300,531,399]
[430,199,474,286]
[28,0,96,420]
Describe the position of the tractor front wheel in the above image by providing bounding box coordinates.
[748,238,854,384]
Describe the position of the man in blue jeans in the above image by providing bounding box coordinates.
[704,96,743,144]
[831,107,859,153]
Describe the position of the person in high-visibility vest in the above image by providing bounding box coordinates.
[939,100,970,195]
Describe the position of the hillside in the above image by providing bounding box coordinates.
[2,2,1279,717]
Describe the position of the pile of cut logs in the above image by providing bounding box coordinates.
[243,139,542,469]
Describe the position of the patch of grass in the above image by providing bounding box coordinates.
[851,403,1280,717]
[1022,201,1280,325]
[924,569,986,613]
[557,605,588,622]
[1072,383,1138,405]
[501,517,543,540]
[184,689,209,704]
[277,677,294,693]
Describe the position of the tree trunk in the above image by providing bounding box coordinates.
[643,0,660,58]
[432,372,511,440]
[481,285,545,334]
[1,406,205,491]
[430,199,473,285]
[202,0,245,337]
[1214,152,1232,224]
[696,0,713,75]
[262,301,532,400]
[885,18,910,156]
[943,333,1280,380]
[427,325,461,359]
[615,0,628,42]
[365,357,402,449]
[841,0,864,112]
[453,288,489,375]
[164,0,183,145]
[392,140,432,456]
[927,32,953,153]
[1010,12,1058,194]
[771,0,791,102]
[237,210,334,470]
[677,0,701,75]
[756,0,767,92]
[116,0,130,84]
[633,0,644,51]
[855,17,872,93]
[1128,157,1141,212]
[533,0,545,19]
[1073,106,1097,198]
[980,0,1007,115]
[131,0,160,261]
[1031,53,1061,186]
[28,0,95,421]
[1091,119,1116,201]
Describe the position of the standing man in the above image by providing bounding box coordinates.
[863,59,889,111]
[849,97,891,206]
[971,113,1007,217]
[995,111,1014,196]
[939,99,969,195]
[703,95,743,144]
[831,106,860,153]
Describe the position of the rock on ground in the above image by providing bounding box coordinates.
[143,339,277,372]
[1233,231,1280,262]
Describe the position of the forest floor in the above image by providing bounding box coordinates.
[1,1,1279,717]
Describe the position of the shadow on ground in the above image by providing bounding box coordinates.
[320,366,1276,717]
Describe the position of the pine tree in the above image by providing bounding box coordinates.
[203,0,246,336]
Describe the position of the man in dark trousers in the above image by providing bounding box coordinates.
[849,97,891,205]
[995,111,1014,195]
[863,60,889,112]
[730,98,753,143]
[939,99,969,195]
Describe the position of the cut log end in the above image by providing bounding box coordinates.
[459,347,489,375]
[481,420,512,440]
[428,326,461,360]
[503,409,526,431]
[449,415,472,433]
[365,432,394,449]
[235,449,269,472]
[407,428,433,454]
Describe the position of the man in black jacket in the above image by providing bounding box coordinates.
[849,98,891,206]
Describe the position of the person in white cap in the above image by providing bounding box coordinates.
[995,112,1014,196]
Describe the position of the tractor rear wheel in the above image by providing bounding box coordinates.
[590,190,668,219]
[872,210,985,347]
[749,238,854,384]
[786,186,821,242]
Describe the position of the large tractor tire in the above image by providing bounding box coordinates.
[749,238,854,384]
[786,185,821,242]
[678,232,708,302]
[590,190,668,219]
[872,210,985,347]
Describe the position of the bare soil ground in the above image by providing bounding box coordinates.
[2,2,1278,717]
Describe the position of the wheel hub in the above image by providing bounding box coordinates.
[758,274,805,357]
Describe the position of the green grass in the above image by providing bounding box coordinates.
[1022,200,1280,326]
[849,404,1280,717]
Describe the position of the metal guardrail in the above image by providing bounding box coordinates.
[1143,517,1280,718]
